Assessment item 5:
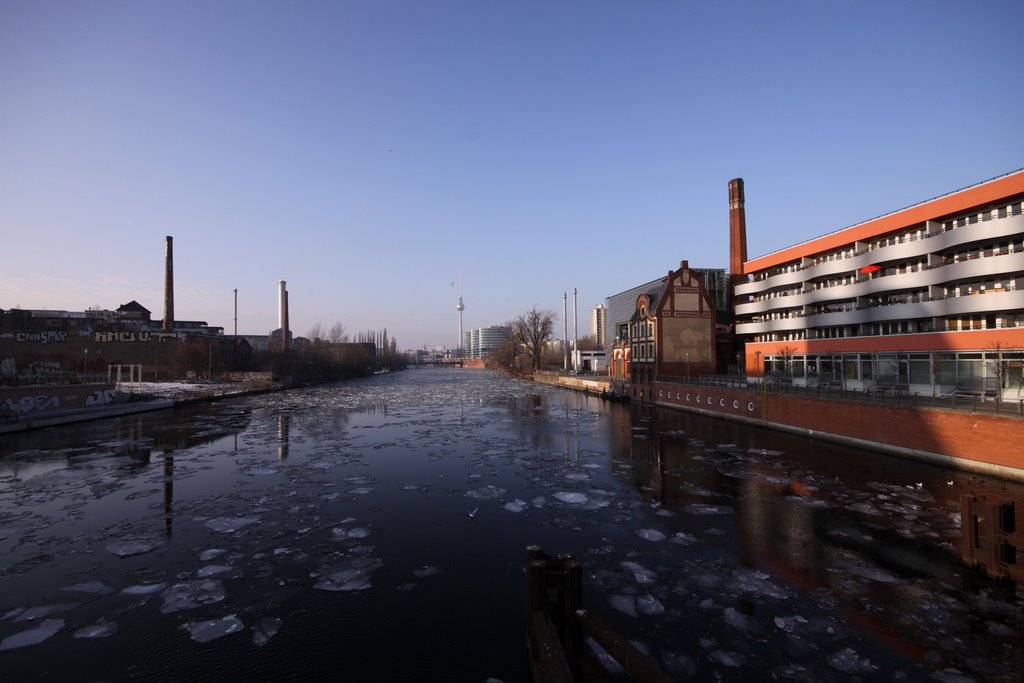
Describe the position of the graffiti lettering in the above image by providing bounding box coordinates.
[2,395,60,415]
[93,332,177,343]
[0,331,68,344]
[85,389,116,407]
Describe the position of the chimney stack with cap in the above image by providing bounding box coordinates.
[163,236,174,332]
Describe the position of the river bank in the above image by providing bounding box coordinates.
[0,380,285,435]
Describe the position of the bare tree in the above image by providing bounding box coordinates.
[306,323,324,340]
[328,322,348,344]
[513,307,555,371]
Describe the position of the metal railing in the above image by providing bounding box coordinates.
[690,374,1024,416]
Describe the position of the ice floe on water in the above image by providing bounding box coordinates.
[466,485,506,501]
[252,617,282,647]
[553,491,587,504]
[182,614,244,643]
[105,540,158,558]
[634,528,666,542]
[313,556,383,592]
[828,646,877,674]
[502,499,528,512]
[160,580,226,613]
[203,517,260,533]
[682,503,732,515]
[196,564,234,578]
[73,619,117,639]
[0,619,64,651]
[413,565,440,578]
[121,583,165,596]
[60,581,114,595]
[621,561,657,584]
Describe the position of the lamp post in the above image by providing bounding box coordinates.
[686,352,690,380]
[562,292,568,372]
[84,349,89,383]
[755,351,762,381]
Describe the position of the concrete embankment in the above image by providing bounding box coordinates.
[531,372,618,398]
[0,382,284,435]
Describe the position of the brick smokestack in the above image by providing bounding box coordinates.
[163,236,174,332]
[728,178,747,290]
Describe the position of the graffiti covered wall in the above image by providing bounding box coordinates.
[0,384,119,417]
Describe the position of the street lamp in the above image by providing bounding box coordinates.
[686,352,690,380]
[84,349,89,382]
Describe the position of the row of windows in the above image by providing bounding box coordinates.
[752,313,1024,342]
[764,350,1024,388]
[752,198,1024,282]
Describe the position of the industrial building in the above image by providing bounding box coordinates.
[608,260,717,394]
[604,268,730,350]
[731,170,1024,397]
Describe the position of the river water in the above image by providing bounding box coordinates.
[1,368,1022,681]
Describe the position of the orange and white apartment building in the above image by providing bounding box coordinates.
[732,169,1024,398]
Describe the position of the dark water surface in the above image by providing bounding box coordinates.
[1,368,1022,681]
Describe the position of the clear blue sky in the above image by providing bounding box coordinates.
[2,0,1022,351]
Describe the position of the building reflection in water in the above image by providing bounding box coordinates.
[163,450,173,536]
[961,490,1023,581]
[277,412,290,460]
[608,404,1024,666]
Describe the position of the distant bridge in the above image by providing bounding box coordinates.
[414,358,464,368]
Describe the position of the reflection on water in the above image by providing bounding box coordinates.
[0,368,1021,681]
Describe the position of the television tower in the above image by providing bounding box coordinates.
[455,274,465,357]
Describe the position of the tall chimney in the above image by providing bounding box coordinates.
[163,236,174,332]
[728,179,748,291]
[278,280,289,351]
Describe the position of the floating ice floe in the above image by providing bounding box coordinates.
[314,557,383,592]
[182,614,244,643]
[105,540,157,558]
[708,649,747,667]
[531,496,547,508]
[73,619,117,639]
[121,583,165,596]
[843,563,901,584]
[774,615,808,633]
[670,532,698,545]
[15,604,78,621]
[722,607,754,631]
[252,617,282,647]
[413,565,440,578]
[198,548,227,561]
[636,594,665,616]
[621,561,657,584]
[683,504,733,516]
[466,485,507,501]
[332,526,371,540]
[553,492,587,505]
[204,517,260,533]
[160,580,226,613]
[635,529,666,542]
[60,581,114,595]
[503,499,528,513]
[747,448,784,456]
[346,487,374,495]
[0,619,64,651]
[828,646,877,674]
[197,564,234,578]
